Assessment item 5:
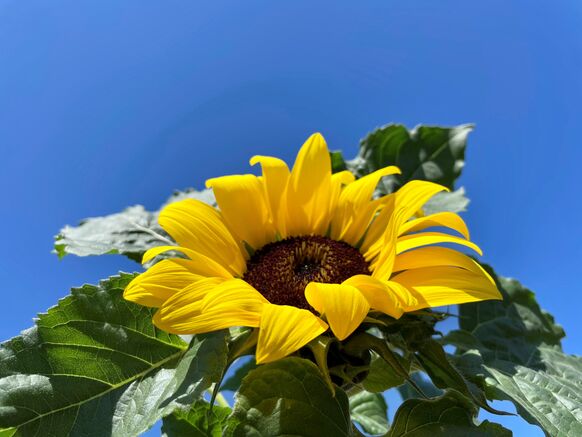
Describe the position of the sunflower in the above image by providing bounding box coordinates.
[124,133,501,364]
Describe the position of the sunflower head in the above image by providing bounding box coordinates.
[243,235,370,311]
[124,133,501,366]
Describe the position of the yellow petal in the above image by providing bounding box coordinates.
[154,278,266,334]
[142,245,233,278]
[249,155,290,233]
[256,304,328,364]
[123,259,203,307]
[393,246,493,280]
[158,199,247,275]
[399,212,470,240]
[305,282,370,340]
[394,180,449,215]
[396,232,483,256]
[284,133,332,236]
[392,266,502,310]
[343,275,404,319]
[368,207,402,281]
[206,174,277,250]
[360,194,396,255]
[327,170,356,234]
[331,165,400,243]
[152,277,225,332]
[363,181,448,261]
[384,280,420,309]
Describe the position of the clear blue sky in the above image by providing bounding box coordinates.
[1,1,580,435]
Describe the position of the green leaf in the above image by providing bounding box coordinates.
[485,347,582,436]
[415,339,504,415]
[388,390,511,436]
[228,357,351,436]
[54,188,214,261]
[162,401,236,437]
[349,390,389,435]
[54,206,168,262]
[422,187,469,214]
[330,150,348,173]
[220,358,257,392]
[347,124,471,193]
[397,372,442,401]
[445,267,582,435]
[457,271,564,360]
[362,352,407,393]
[0,273,228,437]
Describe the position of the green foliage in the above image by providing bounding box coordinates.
[349,390,389,435]
[346,123,471,192]
[54,189,214,261]
[162,401,237,437]
[20,122,577,435]
[0,274,228,437]
[389,390,511,436]
[362,352,408,393]
[332,123,471,215]
[397,372,442,401]
[220,358,257,392]
[423,187,469,214]
[228,357,352,436]
[445,267,582,436]
[54,206,166,262]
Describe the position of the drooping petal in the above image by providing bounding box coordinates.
[393,246,492,279]
[152,277,225,332]
[360,194,395,255]
[343,275,404,319]
[256,303,328,364]
[154,278,267,334]
[368,182,462,280]
[396,232,483,256]
[399,212,470,240]
[284,133,333,236]
[327,170,356,234]
[383,280,420,309]
[305,282,370,340]
[206,174,277,250]
[391,266,502,310]
[368,207,402,281]
[124,259,204,307]
[249,155,290,233]
[158,199,247,275]
[394,180,449,220]
[142,245,233,278]
[331,166,400,244]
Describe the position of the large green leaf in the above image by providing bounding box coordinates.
[362,352,407,393]
[485,347,582,436]
[54,206,168,262]
[162,401,237,437]
[349,390,389,435]
[397,372,442,401]
[220,358,257,392]
[0,273,228,437]
[445,268,582,435]
[228,357,351,436]
[388,390,511,436]
[54,188,214,261]
[346,124,471,192]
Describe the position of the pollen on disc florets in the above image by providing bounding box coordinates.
[243,235,371,311]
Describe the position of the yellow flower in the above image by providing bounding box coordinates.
[124,133,501,364]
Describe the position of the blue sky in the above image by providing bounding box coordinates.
[1,1,580,435]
